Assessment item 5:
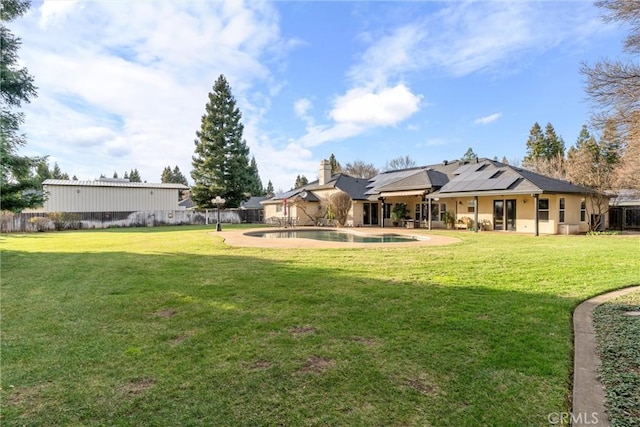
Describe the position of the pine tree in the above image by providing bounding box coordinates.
[172,166,188,186]
[543,123,565,159]
[523,122,566,178]
[60,172,69,180]
[461,148,477,161]
[51,163,63,179]
[129,168,141,182]
[123,171,129,180]
[112,170,118,179]
[524,122,545,162]
[0,0,42,212]
[294,174,308,189]
[35,161,51,183]
[265,180,274,197]
[72,175,78,180]
[246,156,264,196]
[161,165,188,186]
[329,153,342,174]
[191,75,252,208]
[160,166,173,183]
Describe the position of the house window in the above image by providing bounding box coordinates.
[276,204,282,213]
[467,200,475,213]
[437,203,447,221]
[383,203,392,219]
[430,203,439,220]
[415,204,421,221]
[538,198,549,222]
[580,199,586,222]
[559,198,565,223]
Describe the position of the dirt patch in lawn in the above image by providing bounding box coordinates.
[298,356,335,374]
[406,374,441,397]
[290,325,316,336]
[151,309,177,319]
[121,378,155,397]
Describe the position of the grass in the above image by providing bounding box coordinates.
[1,226,638,426]
[593,290,640,426]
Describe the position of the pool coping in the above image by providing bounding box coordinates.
[216,227,462,249]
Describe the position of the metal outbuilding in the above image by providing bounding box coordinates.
[42,179,189,212]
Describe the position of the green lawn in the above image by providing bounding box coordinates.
[1,226,638,426]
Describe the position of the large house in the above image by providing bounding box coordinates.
[263,159,609,235]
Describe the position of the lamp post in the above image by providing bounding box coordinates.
[212,196,226,232]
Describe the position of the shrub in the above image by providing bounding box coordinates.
[330,191,352,227]
[48,212,81,231]
[29,216,51,232]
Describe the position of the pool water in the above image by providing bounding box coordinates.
[247,230,422,243]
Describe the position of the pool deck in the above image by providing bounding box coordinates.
[217,227,461,249]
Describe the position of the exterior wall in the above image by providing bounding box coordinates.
[448,194,605,234]
[43,184,184,212]
[262,188,362,226]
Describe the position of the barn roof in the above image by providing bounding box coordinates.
[42,179,188,190]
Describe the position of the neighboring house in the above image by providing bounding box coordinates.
[240,196,268,223]
[262,160,369,226]
[264,158,609,234]
[42,178,189,212]
[609,189,640,230]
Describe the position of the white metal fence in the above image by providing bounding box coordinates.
[0,209,263,233]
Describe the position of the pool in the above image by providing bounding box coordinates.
[245,229,426,243]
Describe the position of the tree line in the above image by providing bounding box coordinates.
[1,0,637,213]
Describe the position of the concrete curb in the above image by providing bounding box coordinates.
[572,285,640,427]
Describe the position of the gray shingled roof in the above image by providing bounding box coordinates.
[265,173,369,202]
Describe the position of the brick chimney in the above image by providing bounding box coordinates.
[319,159,332,185]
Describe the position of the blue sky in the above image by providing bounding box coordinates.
[12,0,624,191]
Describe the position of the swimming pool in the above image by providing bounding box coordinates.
[245,229,426,243]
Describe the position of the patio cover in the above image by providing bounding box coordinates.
[379,190,426,198]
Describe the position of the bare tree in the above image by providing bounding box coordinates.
[581,0,640,190]
[522,154,567,181]
[384,155,416,171]
[342,160,379,179]
[329,191,352,227]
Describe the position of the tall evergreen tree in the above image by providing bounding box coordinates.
[293,174,308,189]
[542,123,565,159]
[523,122,567,178]
[160,166,173,183]
[172,166,188,186]
[112,170,118,179]
[246,156,264,196]
[128,168,141,182]
[35,160,51,183]
[265,180,274,197]
[524,122,545,162]
[123,171,129,180]
[191,75,252,208]
[329,153,342,174]
[1,0,43,212]
[161,165,188,186]
[51,162,63,179]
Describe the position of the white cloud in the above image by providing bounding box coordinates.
[294,98,312,119]
[16,0,300,185]
[330,85,421,127]
[38,0,80,29]
[474,113,502,125]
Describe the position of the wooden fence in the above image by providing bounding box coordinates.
[0,209,263,233]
